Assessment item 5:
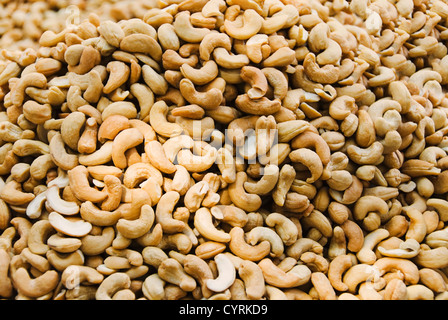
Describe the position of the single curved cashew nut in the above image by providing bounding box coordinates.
[265,213,298,246]
[179,78,223,110]
[155,191,186,234]
[174,11,211,43]
[291,131,331,165]
[240,66,268,99]
[235,93,281,115]
[10,72,47,107]
[224,9,263,40]
[12,267,59,298]
[228,171,262,212]
[183,254,214,299]
[194,207,231,243]
[347,141,384,165]
[356,228,390,264]
[48,211,92,238]
[158,258,197,292]
[228,227,271,261]
[0,180,35,206]
[95,272,131,300]
[377,238,420,259]
[120,34,162,62]
[289,148,324,183]
[46,186,80,216]
[237,259,265,300]
[103,61,130,94]
[144,140,177,174]
[244,164,279,195]
[303,53,340,84]
[48,133,78,171]
[206,253,236,292]
[149,100,183,138]
[142,273,166,300]
[246,226,284,257]
[374,257,420,285]
[258,258,311,288]
[80,200,124,227]
[199,32,232,61]
[180,60,219,85]
[61,265,104,289]
[342,263,385,293]
[68,165,107,203]
[111,128,144,169]
[116,204,155,239]
[413,246,448,269]
[327,255,353,292]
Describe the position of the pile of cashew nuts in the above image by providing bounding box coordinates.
[1,0,448,300]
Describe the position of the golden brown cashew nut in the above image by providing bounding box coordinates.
[183,254,214,299]
[211,205,248,228]
[179,78,223,110]
[176,140,217,173]
[327,255,353,292]
[342,263,384,294]
[303,53,339,84]
[199,32,232,61]
[213,47,250,69]
[246,226,284,258]
[95,272,131,300]
[120,34,162,62]
[353,195,389,231]
[311,272,337,300]
[0,180,35,206]
[158,258,197,292]
[291,131,331,165]
[68,165,107,203]
[245,34,269,64]
[103,61,130,94]
[194,207,230,243]
[80,226,114,256]
[12,267,59,298]
[155,191,185,234]
[413,246,448,269]
[0,249,12,298]
[240,66,268,99]
[144,140,177,174]
[174,11,211,43]
[289,148,324,183]
[61,265,104,290]
[346,141,384,165]
[10,72,47,107]
[265,213,298,246]
[111,128,144,169]
[149,100,183,138]
[403,206,427,243]
[374,257,420,285]
[116,204,155,239]
[258,258,311,288]
[180,60,219,85]
[228,171,262,212]
[243,164,279,195]
[142,273,166,300]
[377,238,420,259]
[235,93,281,116]
[223,9,263,40]
[229,227,270,261]
[216,147,236,184]
[356,228,390,264]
